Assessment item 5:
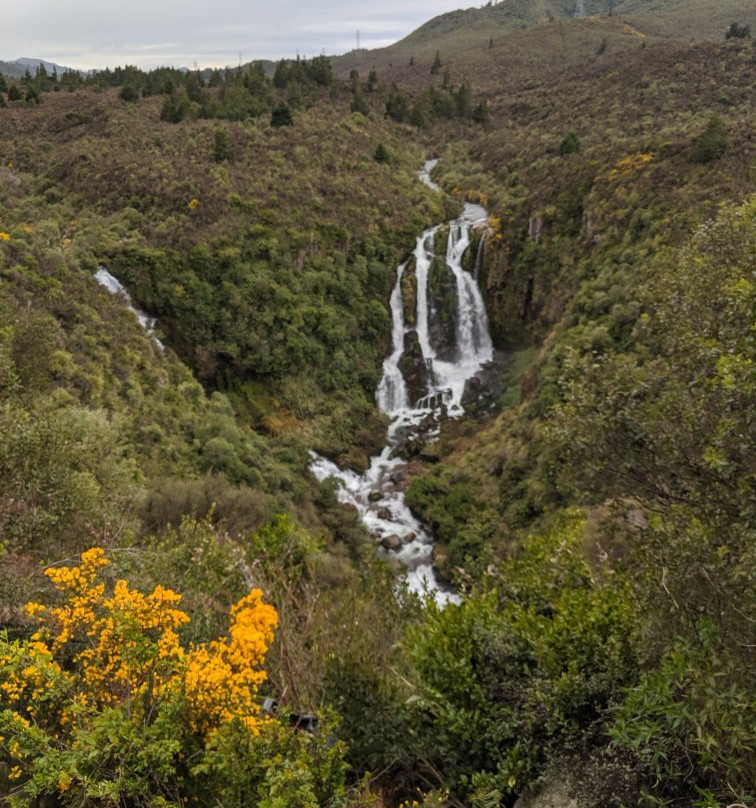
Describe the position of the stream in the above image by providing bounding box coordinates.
[310,160,494,604]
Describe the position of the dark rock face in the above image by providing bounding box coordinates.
[400,260,418,328]
[460,350,511,416]
[428,258,458,361]
[398,330,433,406]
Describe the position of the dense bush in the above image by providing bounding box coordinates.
[0,549,350,808]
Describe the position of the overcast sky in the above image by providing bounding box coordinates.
[2,0,472,71]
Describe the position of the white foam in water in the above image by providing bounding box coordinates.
[94,266,164,349]
[311,161,494,606]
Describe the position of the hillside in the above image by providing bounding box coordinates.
[332,0,755,81]
[0,6,754,808]
[0,57,81,78]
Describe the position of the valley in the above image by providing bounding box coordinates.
[0,3,753,806]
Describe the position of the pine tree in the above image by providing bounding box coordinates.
[385,84,409,122]
[213,128,234,162]
[273,60,289,89]
[374,143,390,163]
[431,51,442,75]
[271,101,293,127]
[160,89,190,123]
[351,83,369,115]
[559,131,581,155]
[455,82,472,118]
[692,113,728,162]
[119,85,139,103]
[472,98,489,124]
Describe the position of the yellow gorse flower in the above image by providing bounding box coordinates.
[184,589,277,736]
[13,547,277,738]
[609,152,653,181]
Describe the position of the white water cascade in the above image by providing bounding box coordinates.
[311,161,493,604]
[94,266,164,349]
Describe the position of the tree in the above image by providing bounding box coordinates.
[385,84,410,122]
[549,198,754,679]
[410,96,429,128]
[692,112,728,162]
[472,98,489,124]
[559,131,581,154]
[431,50,442,74]
[373,143,390,164]
[455,82,473,118]
[245,61,267,95]
[402,512,635,803]
[7,84,21,101]
[272,59,289,88]
[213,127,234,161]
[725,21,750,38]
[160,88,191,122]
[270,100,293,127]
[119,84,139,102]
[306,54,333,86]
[351,82,369,115]
[367,68,378,92]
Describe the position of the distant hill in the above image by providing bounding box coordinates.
[331,0,754,79]
[0,57,83,77]
[401,0,754,43]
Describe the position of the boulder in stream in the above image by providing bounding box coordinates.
[380,534,403,552]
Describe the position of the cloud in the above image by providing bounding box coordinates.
[1,0,469,70]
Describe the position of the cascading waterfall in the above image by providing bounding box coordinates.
[94,266,163,349]
[311,160,494,603]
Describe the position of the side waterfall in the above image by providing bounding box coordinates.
[94,266,163,349]
[310,161,493,603]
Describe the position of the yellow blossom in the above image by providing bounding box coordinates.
[184,589,277,736]
[2,547,279,783]
[609,152,653,181]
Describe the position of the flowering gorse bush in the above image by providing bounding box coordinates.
[0,548,344,807]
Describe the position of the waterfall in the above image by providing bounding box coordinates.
[311,161,494,603]
[376,260,410,413]
[94,266,164,349]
